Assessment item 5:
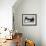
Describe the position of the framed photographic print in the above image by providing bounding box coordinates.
[22,14,37,26]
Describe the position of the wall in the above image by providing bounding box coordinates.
[41,0,46,46]
[0,0,16,30]
[13,0,41,46]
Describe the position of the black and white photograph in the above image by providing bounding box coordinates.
[22,14,37,26]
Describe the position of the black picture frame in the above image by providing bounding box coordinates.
[22,14,37,26]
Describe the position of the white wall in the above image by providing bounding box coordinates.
[41,0,46,46]
[0,0,16,30]
[13,0,41,46]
